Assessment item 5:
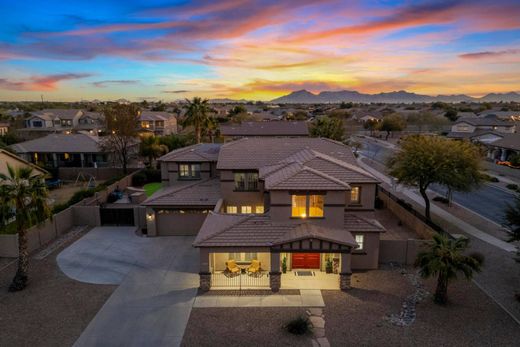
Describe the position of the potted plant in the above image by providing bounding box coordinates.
[326,257,333,274]
[282,256,287,274]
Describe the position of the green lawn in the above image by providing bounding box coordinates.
[143,182,162,197]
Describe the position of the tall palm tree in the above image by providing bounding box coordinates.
[416,233,483,305]
[182,97,211,143]
[139,135,168,168]
[0,164,51,291]
[203,116,219,143]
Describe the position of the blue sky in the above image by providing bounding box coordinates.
[0,0,519,101]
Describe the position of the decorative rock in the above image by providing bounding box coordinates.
[339,272,352,291]
[309,308,323,316]
[269,272,281,292]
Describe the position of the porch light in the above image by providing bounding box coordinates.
[301,212,307,218]
[146,213,155,221]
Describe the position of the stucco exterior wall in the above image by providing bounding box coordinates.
[155,209,209,236]
[345,183,376,210]
[351,232,380,270]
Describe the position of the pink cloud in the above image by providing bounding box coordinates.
[0,73,91,91]
[459,49,520,59]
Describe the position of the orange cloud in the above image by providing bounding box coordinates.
[0,73,91,91]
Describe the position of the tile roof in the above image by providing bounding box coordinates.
[263,163,351,190]
[139,111,175,121]
[142,178,221,207]
[193,212,385,247]
[456,117,514,127]
[220,121,308,137]
[35,109,82,120]
[490,133,520,151]
[10,133,102,153]
[159,143,221,162]
[446,129,504,140]
[217,137,358,170]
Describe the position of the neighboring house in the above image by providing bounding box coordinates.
[447,116,515,144]
[220,121,309,141]
[76,111,104,133]
[0,148,48,178]
[25,109,83,129]
[143,137,385,292]
[10,133,111,168]
[487,133,520,162]
[0,121,9,136]
[479,111,520,121]
[139,111,178,136]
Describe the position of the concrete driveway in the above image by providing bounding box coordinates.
[57,227,199,346]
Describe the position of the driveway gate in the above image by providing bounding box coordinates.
[100,207,134,226]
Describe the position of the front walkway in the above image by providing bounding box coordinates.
[193,289,324,308]
[57,227,199,347]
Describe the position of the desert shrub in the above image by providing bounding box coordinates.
[469,252,485,266]
[285,316,311,335]
[52,203,70,214]
[143,168,161,182]
[480,173,499,182]
[68,189,95,206]
[433,196,449,204]
[506,184,519,191]
[132,172,147,186]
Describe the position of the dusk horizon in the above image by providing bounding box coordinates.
[1,0,520,101]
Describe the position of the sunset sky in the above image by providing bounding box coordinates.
[1,0,519,101]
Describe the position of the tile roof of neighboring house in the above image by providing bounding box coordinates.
[142,178,221,206]
[446,129,504,140]
[193,212,384,247]
[159,143,222,162]
[29,113,55,121]
[263,162,351,190]
[81,111,103,119]
[220,121,309,137]
[455,117,514,127]
[10,133,103,153]
[0,149,49,177]
[36,109,82,120]
[217,137,358,170]
[139,111,175,121]
[479,111,520,119]
[489,133,520,151]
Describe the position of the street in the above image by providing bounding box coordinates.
[357,137,516,225]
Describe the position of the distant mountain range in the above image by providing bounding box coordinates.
[269,90,520,104]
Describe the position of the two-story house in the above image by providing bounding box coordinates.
[139,111,178,136]
[220,121,309,142]
[143,137,385,292]
[447,116,515,144]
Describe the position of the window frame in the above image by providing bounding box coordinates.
[178,162,201,180]
[226,205,238,214]
[355,234,364,251]
[350,186,361,205]
[233,171,259,192]
[240,205,252,214]
[291,193,325,218]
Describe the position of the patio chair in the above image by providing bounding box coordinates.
[247,260,261,275]
[225,259,240,274]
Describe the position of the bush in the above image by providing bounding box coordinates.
[52,203,69,214]
[506,184,519,191]
[480,173,499,182]
[285,316,311,335]
[132,172,147,186]
[68,189,95,205]
[469,252,485,266]
[433,196,449,204]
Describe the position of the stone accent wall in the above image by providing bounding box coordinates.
[269,272,281,292]
[339,272,352,291]
[199,272,211,292]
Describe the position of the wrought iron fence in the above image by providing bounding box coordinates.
[211,271,270,289]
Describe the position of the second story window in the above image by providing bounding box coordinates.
[234,172,258,191]
[291,194,324,218]
[350,186,361,204]
[179,163,201,179]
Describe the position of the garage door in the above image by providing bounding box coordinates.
[156,209,209,236]
[292,253,320,269]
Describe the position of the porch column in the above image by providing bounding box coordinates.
[269,251,281,292]
[500,149,507,161]
[339,252,352,291]
[199,248,211,292]
[145,208,157,236]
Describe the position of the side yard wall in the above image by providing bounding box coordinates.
[379,239,431,265]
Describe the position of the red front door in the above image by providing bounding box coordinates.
[292,253,320,269]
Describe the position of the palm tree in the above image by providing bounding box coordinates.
[416,233,483,304]
[0,164,51,291]
[203,116,219,143]
[182,97,211,143]
[139,135,168,168]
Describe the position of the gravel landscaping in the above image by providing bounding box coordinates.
[323,268,520,347]
[0,230,116,347]
[182,307,312,347]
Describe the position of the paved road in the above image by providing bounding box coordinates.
[58,227,199,347]
[358,138,515,225]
